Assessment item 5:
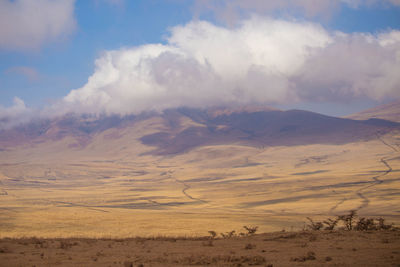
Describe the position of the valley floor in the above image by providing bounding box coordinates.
[1,133,400,237]
[0,230,399,266]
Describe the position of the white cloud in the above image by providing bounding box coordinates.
[57,17,400,116]
[0,0,76,50]
[59,17,332,115]
[0,97,34,130]
[294,32,400,102]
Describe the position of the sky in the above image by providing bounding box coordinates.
[0,0,400,129]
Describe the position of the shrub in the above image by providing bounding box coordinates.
[208,231,217,239]
[355,217,376,231]
[377,218,393,230]
[306,211,397,232]
[323,218,339,230]
[243,225,258,235]
[306,217,323,230]
[220,230,236,238]
[338,210,356,231]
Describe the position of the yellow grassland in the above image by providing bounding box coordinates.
[0,126,399,238]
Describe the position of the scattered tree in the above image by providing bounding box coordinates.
[243,225,258,235]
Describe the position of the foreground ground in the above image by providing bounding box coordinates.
[0,230,399,266]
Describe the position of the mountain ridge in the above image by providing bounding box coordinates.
[347,100,400,123]
[1,106,399,155]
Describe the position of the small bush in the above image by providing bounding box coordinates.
[220,230,236,239]
[243,225,258,235]
[306,217,323,230]
[355,217,376,231]
[377,218,393,230]
[306,211,396,232]
[323,218,339,230]
[338,210,356,230]
[208,231,217,239]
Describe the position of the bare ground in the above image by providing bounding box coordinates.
[0,230,399,267]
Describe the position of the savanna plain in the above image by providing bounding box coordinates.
[0,107,400,266]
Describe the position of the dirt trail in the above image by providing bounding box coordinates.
[175,178,207,203]
[378,136,398,153]
[329,197,347,212]
[51,201,109,213]
[354,136,398,211]
[161,170,206,203]
[330,136,398,213]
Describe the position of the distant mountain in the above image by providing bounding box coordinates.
[1,106,399,155]
[0,114,139,149]
[140,108,400,154]
[347,100,400,123]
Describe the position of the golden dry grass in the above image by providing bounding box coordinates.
[0,128,399,238]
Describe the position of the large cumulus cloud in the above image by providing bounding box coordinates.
[295,31,400,102]
[58,17,400,116]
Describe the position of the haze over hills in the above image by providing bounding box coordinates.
[0,104,399,154]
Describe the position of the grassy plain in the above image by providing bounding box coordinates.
[0,122,399,238]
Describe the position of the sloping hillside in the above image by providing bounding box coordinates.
[1,107,398,155]
[348,100,400,123]
[141,108,400,154]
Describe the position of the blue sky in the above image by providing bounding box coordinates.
[0,1,193,107]
[0,0,400,120]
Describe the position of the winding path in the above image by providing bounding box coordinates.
[174,178,207,203]
[160,169,207,203]
[330,135,398,213]
[51,200,109,213]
